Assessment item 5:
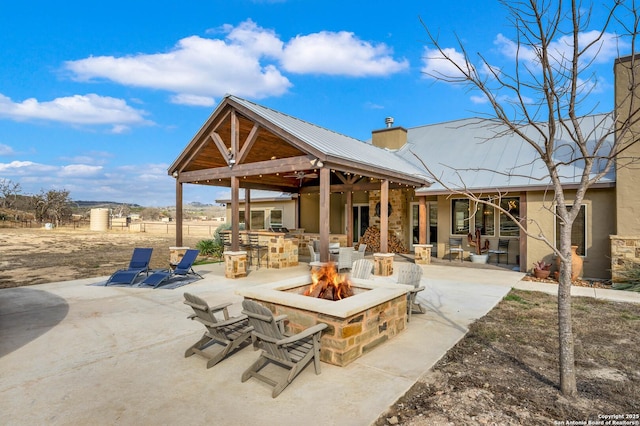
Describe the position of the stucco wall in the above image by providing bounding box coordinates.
[526,189,615,279]
[225,199,297,230]
[614,56,640,236]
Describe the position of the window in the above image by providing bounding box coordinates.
[269,209,283,226]
[555,205,586,256]
[238,210,266,229]
[452,198,495,236]
[451,199,470,235]
[475,200,495,236]
[499,197,520,237]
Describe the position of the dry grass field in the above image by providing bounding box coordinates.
[0,227,204,288]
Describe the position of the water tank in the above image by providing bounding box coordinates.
[90,208,110,231]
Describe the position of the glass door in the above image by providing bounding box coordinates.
[350,204,369,244]
[410,202,438,254]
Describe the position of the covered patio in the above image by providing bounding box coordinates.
[168,95,430,266]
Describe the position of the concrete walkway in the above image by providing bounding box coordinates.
[1,263,637,426]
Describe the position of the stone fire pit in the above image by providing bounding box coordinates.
[236,275,411,366]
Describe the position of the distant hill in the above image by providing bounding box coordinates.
[75,201,142,208]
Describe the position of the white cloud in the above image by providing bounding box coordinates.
[0,143,16,155]
[170,93,216,107]
[0,160,57,176]
[0,93,151,127]
[470,95,488,104]
[281,31,409,76]
[58,164,103,177]
[65,23,292,102]
[64,20,409,105]
[421,47,474,81]
[494,31,625,68]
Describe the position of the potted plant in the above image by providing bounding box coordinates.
[533,260,552,279]
[467,227,490,263]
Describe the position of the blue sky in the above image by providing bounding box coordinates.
[0,1,633,206]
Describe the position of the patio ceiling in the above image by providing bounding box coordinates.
[169,95,430,193]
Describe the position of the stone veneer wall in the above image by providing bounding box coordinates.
[298,234,348,257]
[610,235,640,281]
[266,236,299,269]
[252,294,407,367]
[368,189,409,248]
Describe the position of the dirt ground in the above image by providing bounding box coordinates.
[0,227,204,288]
[2,227,639,425]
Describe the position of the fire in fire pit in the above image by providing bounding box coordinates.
[304,263,354,300]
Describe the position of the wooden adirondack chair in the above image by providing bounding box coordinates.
[396,263,426,322]
[241,299,328,398]
[183,293,253,368]
[351,259,374,280]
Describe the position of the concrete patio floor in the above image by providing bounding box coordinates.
[2,261,635,425]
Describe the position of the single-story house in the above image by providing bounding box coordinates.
[169,54,640,279]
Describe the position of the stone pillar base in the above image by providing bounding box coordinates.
[414,244,433,265]
[169,246,189,269]
[373,253,395,276]
[224,251,247,279]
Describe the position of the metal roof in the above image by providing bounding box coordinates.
[394,114,616,194]
[228,95,430,183]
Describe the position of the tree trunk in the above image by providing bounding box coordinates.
[558,232,577,396]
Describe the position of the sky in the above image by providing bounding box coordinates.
[0,0,634,207]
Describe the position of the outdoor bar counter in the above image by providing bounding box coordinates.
[225,230,299,270]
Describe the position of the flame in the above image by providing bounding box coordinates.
[305,262,353,300]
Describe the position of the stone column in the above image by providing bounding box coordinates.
[414,244,432,265]
[224,251,247,279]
[373,252,395,276]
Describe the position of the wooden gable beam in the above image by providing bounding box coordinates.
[236,123,260,164]
[178,155,315,183]
[210,133,230,162]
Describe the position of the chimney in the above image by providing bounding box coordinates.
[372,117,407,150]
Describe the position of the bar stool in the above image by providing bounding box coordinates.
[249,233,268,269]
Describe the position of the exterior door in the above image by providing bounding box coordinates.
[350,204,369,244]
[410,202,438,253]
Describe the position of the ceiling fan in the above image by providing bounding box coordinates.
[283,171,318,186]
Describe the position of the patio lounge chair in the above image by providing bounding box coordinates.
[105,247,153,285]
[351,259,374,280]
[396,263,425,322]
[140,249,202,288]
[183,293,253,368]
[241,299,328,398]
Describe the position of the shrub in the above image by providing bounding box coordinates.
[196,239,222,258]
[613,261,640,292]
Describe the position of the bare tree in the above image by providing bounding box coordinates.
[32,189,72,226]
[419,0,639,397]
[0,179,22,209]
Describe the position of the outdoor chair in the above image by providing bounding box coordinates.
[241,299,328,398]
[183,293,253,368]
[351,259,374,280]
[447,237,464,262]
[396,263,425,322]
[308,245,320,263]
[221,232,232,251]
[105,247,153,285]
[488,239,510,264]
[337,247,353,271]
[352,244,367,262]
[140,249,202,288]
